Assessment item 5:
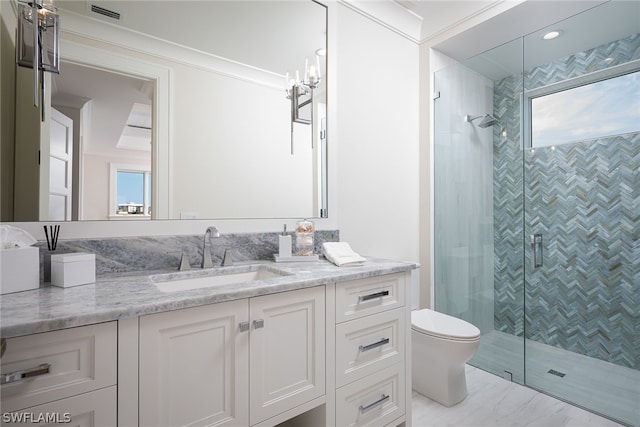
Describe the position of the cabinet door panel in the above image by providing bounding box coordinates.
[139,300,249,427]
[250,286,325,425]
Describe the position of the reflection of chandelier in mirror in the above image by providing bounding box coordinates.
[16,0,61,121]
[285,55,322,154]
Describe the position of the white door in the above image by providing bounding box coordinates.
[139,300,249,427]
[47,108,73,220]
[249,286,325,425]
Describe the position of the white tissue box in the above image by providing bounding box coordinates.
[0,247,39,294]
[51,252,96,288]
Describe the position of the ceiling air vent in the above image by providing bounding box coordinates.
[90,4,121,20]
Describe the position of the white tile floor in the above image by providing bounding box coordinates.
[411,365,626,427]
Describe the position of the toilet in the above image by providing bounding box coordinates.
[411,309,480,407]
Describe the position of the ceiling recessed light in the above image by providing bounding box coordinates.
[543,30,561,40]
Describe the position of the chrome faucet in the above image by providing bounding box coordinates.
[202,226,220,268]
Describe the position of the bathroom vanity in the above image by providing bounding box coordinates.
[0,258,416,427]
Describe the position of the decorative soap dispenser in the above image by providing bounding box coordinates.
[278,224,292,258]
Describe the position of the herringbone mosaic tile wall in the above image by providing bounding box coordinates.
[493,33,640,369]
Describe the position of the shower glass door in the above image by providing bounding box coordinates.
[434,2,639,425]
[433,36,527,384]
[522,4,640,425]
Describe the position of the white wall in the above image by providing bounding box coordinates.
[335,3,420,301]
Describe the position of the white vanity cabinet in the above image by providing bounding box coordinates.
[138,285,325,427]
[0,322,118,426]
[0,264,415,427]
[333,273,409,427]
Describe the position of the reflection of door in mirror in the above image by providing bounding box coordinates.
[48,108,73,220]
[51,62,153,221]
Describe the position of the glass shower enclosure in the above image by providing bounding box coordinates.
[433,2,639,425]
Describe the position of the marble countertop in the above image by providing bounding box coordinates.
[0,257,417,338]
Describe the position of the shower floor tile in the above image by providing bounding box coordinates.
[470,330,639,426]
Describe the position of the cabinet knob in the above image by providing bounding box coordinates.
[239,321,250,332]
[253,319,264,329]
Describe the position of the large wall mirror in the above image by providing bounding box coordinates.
[4,0,327,222]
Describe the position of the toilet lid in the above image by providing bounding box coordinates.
[411,309,480,340]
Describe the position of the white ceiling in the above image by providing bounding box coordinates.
[52,62,153,159]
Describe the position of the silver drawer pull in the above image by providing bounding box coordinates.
[1,363,51,385]
[359,337,390,352]
[359,394,390,414]
[239,321,250,333]
[358,290,389,302]
[253,319,264,329]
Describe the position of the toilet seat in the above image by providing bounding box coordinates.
[411,309,480,341]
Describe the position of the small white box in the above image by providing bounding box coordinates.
[51,252,96,288]
[0,247,39,294]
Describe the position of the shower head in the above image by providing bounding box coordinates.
[465,113,498,128]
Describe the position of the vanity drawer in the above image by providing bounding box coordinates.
[336,308,405,388]
[336,273,405,323]
[335,364,405,427]
[0,322,117,412]
[2,385,117,426]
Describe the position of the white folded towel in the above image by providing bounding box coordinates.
[322,242,367,267]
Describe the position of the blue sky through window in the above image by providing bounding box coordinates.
[117,171,144,205]
[531,70,640,148]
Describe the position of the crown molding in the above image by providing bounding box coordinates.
[58,9,284,90]
[338,0,423,43]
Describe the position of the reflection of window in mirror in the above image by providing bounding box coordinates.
[109,164,151,220]
[52,62,153,221]
[530,68,640,148]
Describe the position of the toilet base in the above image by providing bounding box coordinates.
[411,327,477,407]
[412,361,468,407]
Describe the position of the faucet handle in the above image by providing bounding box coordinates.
[222,248,233,267]
[169,251,191,271]
[179,252,191,271]
[178,252,191,271]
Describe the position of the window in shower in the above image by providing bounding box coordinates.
[525,64,640,148]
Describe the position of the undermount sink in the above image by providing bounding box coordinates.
[151,265,289,293]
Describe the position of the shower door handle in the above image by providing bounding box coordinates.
[530,234,543,268]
